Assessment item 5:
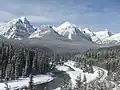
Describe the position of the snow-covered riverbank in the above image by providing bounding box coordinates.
[64,61,99,85]
[0,75,53,90]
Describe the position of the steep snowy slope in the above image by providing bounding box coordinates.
[92,30,113,44]
[29,25,69,41]
[0,17,35,40]
[94,30,112,39]
[82,28,114,44]
[83,28,95,37]
[102,33,120,44]
[56,21,92,41]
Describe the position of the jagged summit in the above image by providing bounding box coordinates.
[0,17,119,45]
[0,17,35,40]
[55,21,92,41]
[83,28,95,37]
[29,25,68,41]
[57,21,76,30]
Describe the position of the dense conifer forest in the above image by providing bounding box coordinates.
[2,41,120,90]
[0,42,55,80]
[83,45,120,83]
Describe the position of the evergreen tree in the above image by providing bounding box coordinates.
[10,55,16,80]
[82,75,87,90]
[75,74,83,90]
[32,53,38,75]
[24,51,30,76]
[4,80,10,90]
[29,74,34,90]
[15,51,24,77]
[60,74,72,90]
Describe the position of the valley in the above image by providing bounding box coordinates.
[0,17,119,90]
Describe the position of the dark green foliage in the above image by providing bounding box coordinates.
[0,42,54,80]
[32,53,38,75]
[83,45,120,83]
[60,73,72,90]
[29,74,34,90]
[75,74,83,89]
[4,82,9,90]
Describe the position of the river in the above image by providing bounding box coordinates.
[34,66,74,90]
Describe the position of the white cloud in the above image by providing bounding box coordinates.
[23,15,56,23]
[0,22,5,26]
[0,11,17,21]
[0,11,56,24]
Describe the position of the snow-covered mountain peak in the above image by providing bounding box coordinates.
[90,29,113,44]
[83,28,91,32]
[57,21,76,30]
[63,21,75,26]
[82,28,95,37]
[29,25,60,39]
[94,29,112,38]
[40,25,53,29]
[100,33,120,44]
[54,22,92,41]
[8,17,27,24]
[20,17,27,22]
[0,17,35,40]
[56,22,79,40]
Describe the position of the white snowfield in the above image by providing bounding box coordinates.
[56,65,70,71]
[54,61,103,90]
[64,61,99,85]
[102,33,120,44]
[55,21,92,41]
[0,17,35,40]
[83,29,113,44]
[83,28,95,37]
[56,61,100,85]
[0,17,120,44]
[0,75,53,90]
[55,61,120,90]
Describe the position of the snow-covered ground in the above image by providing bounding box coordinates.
[64,61,99,85]
[95,66,108,81]
[54,87,61,90]
[54,60,110,90]
[0,75,53,90]
[56,65,70,71]
[55,61,99,86]
[55,61,120,90]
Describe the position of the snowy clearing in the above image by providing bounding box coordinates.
[0,75,53,90]
[56,65,70,71]
[64,61,99,85]
[55,61,109,90]
[54,87,61,90]
[56,61,100,86]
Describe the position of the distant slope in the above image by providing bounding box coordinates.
[56,21,92,42]
[82,28,113,44]
[0,17,35,40]
[102,33,120,44]
[29,25,69,41]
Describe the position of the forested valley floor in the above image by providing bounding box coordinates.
[1,41,120,90]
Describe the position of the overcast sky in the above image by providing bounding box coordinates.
[0,0,120,32]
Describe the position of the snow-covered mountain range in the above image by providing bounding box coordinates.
[82,29,113,44]
[0,17,35,40]
[55,21,92,41]
[0,17,120,45]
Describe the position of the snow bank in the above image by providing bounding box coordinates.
[65,61,99,85]
[54,87,61,90]
[0,75,53,90]
[56,65,70,71]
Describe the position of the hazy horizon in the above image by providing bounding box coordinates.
[0,0,120,32]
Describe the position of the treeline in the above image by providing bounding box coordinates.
[82,45,120,83]
[0,42,79,81]
[0,42,54,80]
